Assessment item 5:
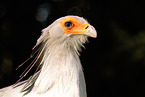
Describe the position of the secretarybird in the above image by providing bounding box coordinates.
[0,15,97,97]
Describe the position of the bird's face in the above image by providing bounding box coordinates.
[43,16,97,39]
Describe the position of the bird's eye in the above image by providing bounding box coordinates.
[64,21,73,29]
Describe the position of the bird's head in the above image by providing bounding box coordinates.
[41,15,97,39]
[36,15,97,51]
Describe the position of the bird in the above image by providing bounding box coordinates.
[0,15,97,97]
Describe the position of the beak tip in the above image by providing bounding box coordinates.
[93,33,97,38]
[91,32,97,38]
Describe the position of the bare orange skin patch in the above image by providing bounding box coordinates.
[59,17,90,35]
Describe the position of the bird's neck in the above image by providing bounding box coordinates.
[33,37,87,97]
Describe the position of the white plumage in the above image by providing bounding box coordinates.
[0,15,97,97]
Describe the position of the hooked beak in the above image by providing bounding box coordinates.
[82,24,97,38]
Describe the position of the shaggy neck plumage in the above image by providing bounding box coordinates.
[32,34,87,96]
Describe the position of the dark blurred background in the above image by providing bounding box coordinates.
[0,0,145,96]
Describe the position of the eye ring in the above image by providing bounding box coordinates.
[64,21,73,29]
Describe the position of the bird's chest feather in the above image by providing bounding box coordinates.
[26,66,86,97]
[26,52,86,97]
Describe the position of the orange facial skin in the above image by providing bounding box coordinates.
[59,17,90,35]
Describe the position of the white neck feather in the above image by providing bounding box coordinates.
[32,34,87,97]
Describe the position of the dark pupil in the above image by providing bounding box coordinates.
[65,22,72,28]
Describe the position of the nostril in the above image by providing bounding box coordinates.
[85,26,89,29]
